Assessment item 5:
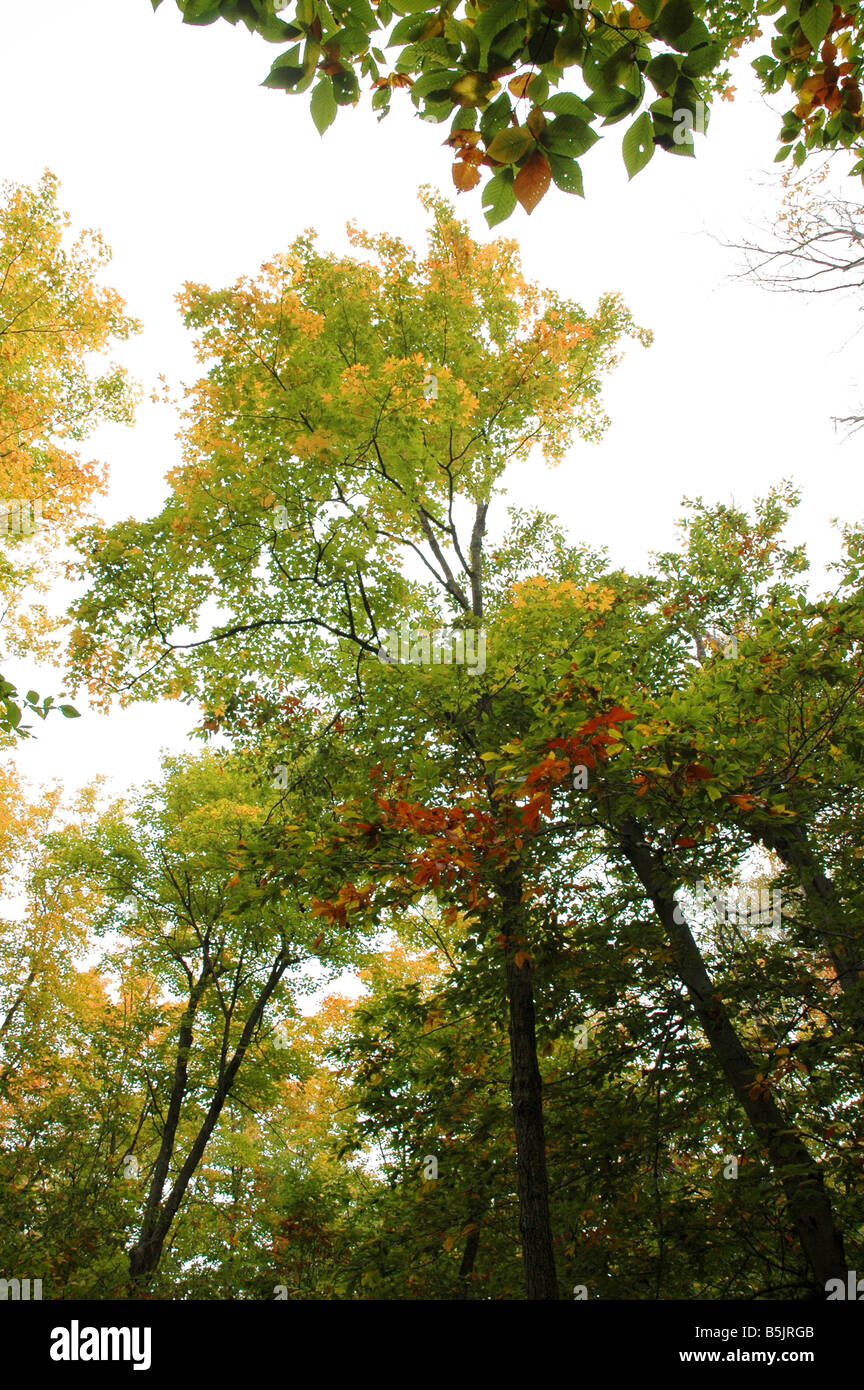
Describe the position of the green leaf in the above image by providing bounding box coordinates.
[656,0,695,37]
[588,87,640,122]
[451,106,478,132]
[682,42,723,77]
[25,690,39,705]
[656,0,711,52]
[59,705,81,719]
[645,54,679,92]
[332,69,360,105]
[486,126,535,164]
[543,92,595,121]
[480,92,512,141]
[388,11,434,45]
[541,114,599,157]
[554,28,584,68]
[180,0,224,24]
[527,73,550,105]
[410,68,459,105]
[622,111,655,178]
[482,170,517,226]
[473,0,517,62]
[310,76,338,134]
[799,0,833,49]
[774,142,793,161]
[263,49,304,89]
[418,99,452,122]
[547,152,585,196]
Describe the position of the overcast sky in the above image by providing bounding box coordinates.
[2,0,861,802]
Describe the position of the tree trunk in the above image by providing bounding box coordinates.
[128,952,289,1289]
[758,820,864,1037]
[499,865,559,1299]
[457,1227,481,1294]
[619,819,847,1294]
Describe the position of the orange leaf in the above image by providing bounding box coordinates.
[514,949,531,968]
[508,73,534,98]
[445,128,482,148]
[514,152,551,214]
[452,159,481,192]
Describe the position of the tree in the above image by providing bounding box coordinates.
[149,0,864,221]
[734,166,864,431]
[68,193,648,1296]
[66,199,864,1298]
[45,750,364,1288]
[0,171,138,738]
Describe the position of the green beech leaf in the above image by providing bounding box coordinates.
[799,0,833,49]
[486,126,535,164]
[547,153,585,196]
[482,170,517,226]
[622,111,655,178]
[310,76,338,134]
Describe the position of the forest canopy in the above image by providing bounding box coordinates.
[1,173,862,1302]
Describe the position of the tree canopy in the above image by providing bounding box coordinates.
[41,196,863,1298]
[0,171,138,737]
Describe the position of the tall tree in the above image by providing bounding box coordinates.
[69,194,648,1295]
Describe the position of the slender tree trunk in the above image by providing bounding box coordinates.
[618,819,847,1294]
[758,820,864,1035]
[499,864,559,1299]
[128,953,289,1288]
[457,1227,481,1295]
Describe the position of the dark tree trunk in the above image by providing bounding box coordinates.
[457,1227,481,1294]
[499,865,559,1299]
[619,819,847,1294]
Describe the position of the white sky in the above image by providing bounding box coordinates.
[2,0,861,801]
